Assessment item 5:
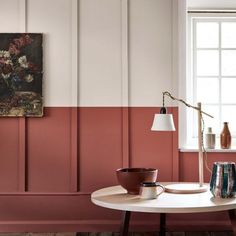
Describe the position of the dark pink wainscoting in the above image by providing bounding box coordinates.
[79,107,123,192]
[27,108,72,192]
[0,107,234,232]
[179,152,236,182]
[0,118,19,191]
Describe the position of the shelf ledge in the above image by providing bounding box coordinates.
[180,147,236,153]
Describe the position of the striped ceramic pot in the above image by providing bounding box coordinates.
[210,162,236,198]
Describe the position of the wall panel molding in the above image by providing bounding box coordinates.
[172,107,179,181]
[70,108,78,192]
[121,108,130,168]
[121,0,129,108]
[19,0,27,32]
[18,0,28,192]
[71,0,79,191]
[121,0,130,168]
[177,0,188,148]
[18,118,27,192]
[71,0,78,107]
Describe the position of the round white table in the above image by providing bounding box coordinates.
[91,184,236,236]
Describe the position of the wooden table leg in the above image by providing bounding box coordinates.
[120,211,131,236]
[229,209,236,236]
[159,213,166,236]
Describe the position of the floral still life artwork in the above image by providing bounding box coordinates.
[0,33,43,116]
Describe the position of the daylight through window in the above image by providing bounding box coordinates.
[187,14,236,147]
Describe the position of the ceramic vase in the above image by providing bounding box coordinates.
[205,127,215,149]
[210,162,236,198]
[220,122,231,149]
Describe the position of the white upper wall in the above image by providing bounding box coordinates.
[129,0,173,106]
[79,0,174,106]
[188,0,236,9]
[0,0,20,32]
[0,0,77,107]
[0,0,175,107]
[28,0,76,107]
[78,0,122,107]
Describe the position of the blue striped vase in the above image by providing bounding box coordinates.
[210,162,236,198]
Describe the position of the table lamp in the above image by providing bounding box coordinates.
[151,91,213,193]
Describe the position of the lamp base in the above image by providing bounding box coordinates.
[165,183,208,194]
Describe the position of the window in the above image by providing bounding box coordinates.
[186,14,236,148]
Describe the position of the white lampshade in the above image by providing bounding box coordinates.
[151,114,176,131]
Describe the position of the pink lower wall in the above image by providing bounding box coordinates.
[0,107,234,232]
[180,152,236,182]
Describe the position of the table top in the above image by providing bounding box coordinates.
[91,184,236,213]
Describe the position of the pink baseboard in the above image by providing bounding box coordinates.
[0,218,231,232]
[0,193,232,232]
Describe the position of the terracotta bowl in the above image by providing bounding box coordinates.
[116,168,158,195]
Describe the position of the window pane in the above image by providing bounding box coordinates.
[193,105,219,137]
[197,77,219,103]
[222,78,236,103]
[197,50,219,76]
[196,22,219,48]
[202,105,220,134]
[222,22,236,48]
[221,106,236,134]
[222,50,236,76]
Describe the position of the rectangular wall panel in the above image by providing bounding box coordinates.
[27,108,71,192]
[78,0,122,107]
[129,0,173,106]
[79,107,123,192]
[27,0,74,107]
[0,119,20,191]
[0,0,21,32]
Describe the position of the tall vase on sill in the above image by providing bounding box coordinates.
[220,122,231,149]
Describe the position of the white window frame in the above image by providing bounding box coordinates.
[184,13,236,149]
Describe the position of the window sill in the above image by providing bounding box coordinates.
[180,147,236,153]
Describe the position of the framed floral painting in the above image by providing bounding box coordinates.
[0,33,43,117]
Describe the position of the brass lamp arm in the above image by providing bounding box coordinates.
[162,91,214,118]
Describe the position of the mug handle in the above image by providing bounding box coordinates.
[156,184,165,196]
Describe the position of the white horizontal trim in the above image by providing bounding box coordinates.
[197,76,236,78]
[180,147,236,152]
[197,48,236,50]
[188,10,236,14]
[198,103,236,106]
